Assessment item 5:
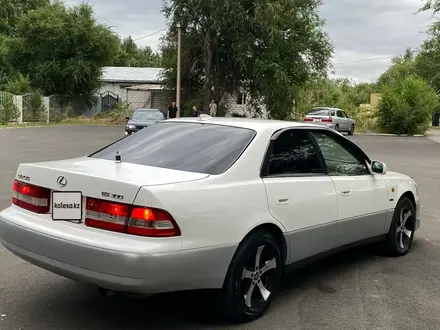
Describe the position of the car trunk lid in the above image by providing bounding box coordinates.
[15,157,210,204]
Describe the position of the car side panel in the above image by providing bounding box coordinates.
[135,178,286,251]
[330,175,389,246]
[381,172,420,233]
[262,176,339,264]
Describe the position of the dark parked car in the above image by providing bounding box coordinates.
[125,108,165,135]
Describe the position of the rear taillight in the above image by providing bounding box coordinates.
[12,180,50,213]
[321,117,333,122]
[303,117,313,122]
[85,197,181,237]
[128,207,180,237]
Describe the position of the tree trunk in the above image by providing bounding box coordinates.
[203,33,213,114]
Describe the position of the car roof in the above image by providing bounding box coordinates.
[165,116,319,133]
[134,108,162,112]
[310,107,341,111]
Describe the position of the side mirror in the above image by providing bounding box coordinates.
[371,160,387,175]
[125,116,129,120]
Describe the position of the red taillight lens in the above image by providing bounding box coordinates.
[12,180,50,213]
[321,117,333,122]
[128,207,180,237]
[303,117,313,122]
[84,197,180,237]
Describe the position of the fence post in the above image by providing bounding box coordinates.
[43,97,50,123]
[13,95,23,124]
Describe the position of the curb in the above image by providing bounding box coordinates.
[355,133,425,137]
[0,124,123,129]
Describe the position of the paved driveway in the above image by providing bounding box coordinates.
[1,126,440,330]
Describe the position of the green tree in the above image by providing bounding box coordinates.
[112,36,162,67]
[6,2,120,105]
[0,0,50,34]
[377,47,417,88]
[378,76,438,135]
[161,0,333,119]
[419,0,440,13]
[415,23,440,92]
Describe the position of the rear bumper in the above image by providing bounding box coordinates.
[0,207,236,294]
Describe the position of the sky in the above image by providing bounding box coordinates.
[64,0,435,83]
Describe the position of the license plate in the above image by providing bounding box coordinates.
[51,191,83,222]
[313,118,321,122]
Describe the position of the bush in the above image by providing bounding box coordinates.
[378,76,438,135]
[92,101,132,124]
[22,92,47,122]
[4,74,32,95]
[346,106,383,133]
[0,102,20,124]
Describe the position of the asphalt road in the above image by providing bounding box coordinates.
[1,126,440,330]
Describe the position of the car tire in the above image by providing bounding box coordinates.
[221,230,283,323]
[335,124,339,132]
[385,196,416,256]
[348,124,355,135]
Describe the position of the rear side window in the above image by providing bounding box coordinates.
[266,130,323,176]
[89,122,256,175]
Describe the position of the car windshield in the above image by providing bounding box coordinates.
[131,110,164,121]
[89,122,256,175]
[309,109,330,116]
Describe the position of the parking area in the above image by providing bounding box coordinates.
[1,126,440,329]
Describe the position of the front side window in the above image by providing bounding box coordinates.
[267,130,323,176]
[90,122,256,175]
[311,131,369,176]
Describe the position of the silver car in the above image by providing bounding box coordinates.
[304,107,355,135]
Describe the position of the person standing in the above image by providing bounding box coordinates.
[191,105,200,117]
[209,100,217,117]
[168,102,178,119]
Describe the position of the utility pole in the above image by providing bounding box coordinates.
[176,22,182,117]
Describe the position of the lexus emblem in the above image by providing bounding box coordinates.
[57,176,67,187]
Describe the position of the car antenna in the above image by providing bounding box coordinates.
[115,151,121,163]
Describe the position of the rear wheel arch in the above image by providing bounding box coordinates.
[239,223,288,266]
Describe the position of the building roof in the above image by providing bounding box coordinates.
[101,67,164,84]
[126,84,169,91]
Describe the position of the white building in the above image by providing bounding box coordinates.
[96,66,268,118]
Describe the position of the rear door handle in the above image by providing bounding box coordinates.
[341,190,351,196]
[276,197,290,205]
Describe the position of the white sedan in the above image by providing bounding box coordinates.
[0,117,420,322]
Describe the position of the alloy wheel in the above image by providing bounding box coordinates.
[239,244,278,310]
[396,208,413,250]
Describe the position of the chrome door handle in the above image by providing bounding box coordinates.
[341,190,351,196]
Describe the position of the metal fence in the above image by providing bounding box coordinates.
[0,92,73,123]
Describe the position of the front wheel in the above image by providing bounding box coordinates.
[385,197,416,256]
[221,231,282,323]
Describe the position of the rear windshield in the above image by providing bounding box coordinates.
[309,109,330,116]
[89,122,256,175]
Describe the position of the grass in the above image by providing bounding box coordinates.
[0,119,124,129]
[0,111,129,129]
